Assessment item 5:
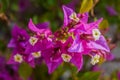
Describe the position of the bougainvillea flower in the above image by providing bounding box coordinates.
[8,50,35,67]
[87,36,110,52]
[7,50,23,64]
[7,25,35,67]
[68,17,109,53]
[27,19,53,50]
[68,34,90,54]
[43,48,61,74]
[28,19,52,37]
[68,16,111,66]
[7,25,29,48]
[24,19,53,67]
[28,19,53,41]
[43,37,83,74]
[85,18,103,34]
[60,37,83,71]
[62,5,88,27]
[25,36,45,66]
[69,18,102,36]
[42,40,62,74]
[62,5,74,26]
[89,49,114,65]
[68,31,110,54]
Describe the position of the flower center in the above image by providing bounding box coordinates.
[32,51,41,58]
[61,54,72,62]
[91,54,100,65]
[29,36,38,46]
[92,29,101,40]
[69,12,79,23]
[14,54,23,63]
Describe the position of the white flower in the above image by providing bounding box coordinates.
[14,54,23,63]
[61,54,72,62]
[91,54,100,65]
[29,36,38,46]
[32,51,41,58]
[69,12,79,22]
[92,29,101,40]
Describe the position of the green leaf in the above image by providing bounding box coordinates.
[62,0,71,4]
[99,19,109,30]
[33,16,39,24]
[0,0,9,12]
[111,71,118,80]
[79,71,100,80]
[11,3,18,12]
[18,63,32,80]
[80,0,93,13]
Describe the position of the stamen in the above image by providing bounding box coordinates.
[14,54,23,63]
[92,29,101,40]
[69,12,79,23]
[91,54,100,65]
[61,54,72,62]
[29,36,38,46]
[32,51,41,58]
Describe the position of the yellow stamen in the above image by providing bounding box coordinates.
[91,54,100,65]
[92,29,101,40]
[32,51,41,58]
[29,36,38,46]
[69,12,79,22]
[61,54,72,62]
[14,54,23,63]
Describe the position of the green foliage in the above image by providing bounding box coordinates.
[0,0,9,12]
[99,19,109,30]
[79,71,101,80]
[11,3,18,12]
[0,40,6,51]
[18,62,33,80]
[80,0,93,13]
[111,71,118,80]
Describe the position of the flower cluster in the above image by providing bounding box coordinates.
[8,5,113,74]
